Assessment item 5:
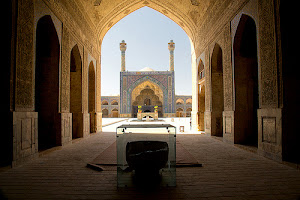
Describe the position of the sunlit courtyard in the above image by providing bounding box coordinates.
[102,117,199,134]
[1,119,300,199]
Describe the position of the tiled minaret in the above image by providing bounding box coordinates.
[168,40,175,71]
[120,40,127,72]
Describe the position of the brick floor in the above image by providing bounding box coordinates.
[1,131,300,200]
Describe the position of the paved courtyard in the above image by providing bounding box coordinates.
[1,120,300,200]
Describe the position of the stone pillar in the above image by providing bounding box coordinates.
[120,40,127,72]
[257,0,282,161]
[168,40,175,71]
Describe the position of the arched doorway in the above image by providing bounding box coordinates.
[234,14,258,146]
[176,108,184,117]
[211,43,224,137]
[198,85,205,131]
[101,5,196,120]
[198,59,205,131]
[112,108,119,118]
[88,62,96,133]
[132,88,162,117]
[144,98,151,106]
[70,45,83,139]
[131,80,164,118]
[186,108,192,117]
[102,109,108,118]
[35,15,60,151]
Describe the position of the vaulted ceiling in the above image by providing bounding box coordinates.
[64,0,247,54]
[74,0,217,43]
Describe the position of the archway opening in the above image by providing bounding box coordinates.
[101,6,193,120]
[211,44,224,137]
[186,108,192,117]
[112,108,119,118]
[70,45,83,139]
[198,59,205,131]
[102,109,109,118]
[280,2,300,163]
[176,108,184,117]
[198,85,205,131]
[132,88,162,117]
[35,15,60,151]
[233,14,258,146]
[88,62,96,133]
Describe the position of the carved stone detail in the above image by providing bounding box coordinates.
[61,25,71,113]
[258,0,278,107]
[262,117,276,144]
[15,0,34,111]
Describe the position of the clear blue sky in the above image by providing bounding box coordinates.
[101,7,192,96]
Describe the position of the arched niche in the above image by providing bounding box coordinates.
[233,14,258,146]
[211,43,224,137]
[70,44,83,139]
[35,15,61,151]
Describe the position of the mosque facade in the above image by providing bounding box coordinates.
[101,40,191,118]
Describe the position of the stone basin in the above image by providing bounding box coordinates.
[126,141,169,174]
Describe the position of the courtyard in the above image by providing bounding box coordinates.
[0,119,300,200]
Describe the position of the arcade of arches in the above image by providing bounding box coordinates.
[3,0,299,168]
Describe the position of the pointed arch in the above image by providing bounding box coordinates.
[130,79,164,117]
[35,15,61,150]
[176,99,184,105]
[70,44,83,139]
[211,43,224,137]
[88,61,96,133]
[233,14,258,145]
[101,100,108,105]
[97,2,197,46]
[198,59,205,80]
[102,108,109,118]
[128,76,167,105]
[111,100,119,105]
[198,85,205,131]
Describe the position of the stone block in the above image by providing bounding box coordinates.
[204,111,211,136]
[223,111,234,144]
[12,112,38,167]
[257,108,282,161]
[59,113,72,146]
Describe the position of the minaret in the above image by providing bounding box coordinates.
[120,40,127,72]
[168,40,175,71]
